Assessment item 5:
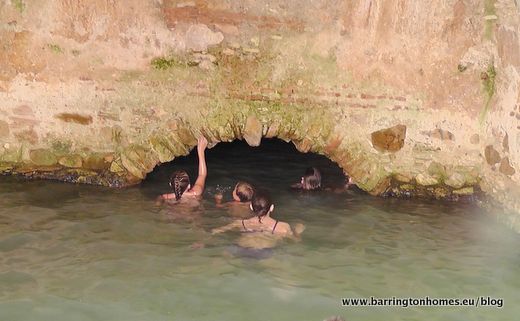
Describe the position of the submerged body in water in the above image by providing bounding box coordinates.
[226,234,279,259]
[209,190,304,256]
[212,190,300,238]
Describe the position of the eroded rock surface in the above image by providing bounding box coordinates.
[371,125,407,153]
[0,0,520,230]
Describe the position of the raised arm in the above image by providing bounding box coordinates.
[188,136,208,196]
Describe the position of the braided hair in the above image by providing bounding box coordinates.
[251,190,273,223]
[169,170,190,201]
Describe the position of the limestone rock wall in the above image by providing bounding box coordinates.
[0,0,520,229]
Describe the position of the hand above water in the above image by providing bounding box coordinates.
[197,136,208,152]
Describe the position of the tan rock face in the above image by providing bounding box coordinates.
[470,134,480,144]
[29,149,57,166]
[0,0,519,229]
[445,173,466,189]
[83,154,112,170]
[499,158,516,176]
[415,174,439,187]
[502,134,509,153]
[55,113,93,125]
[243,116,263,147]
[0,121,10,138]
[14,129,38,145]
[453,187,474,196]
[13,105,34,116]
[485,145,501,165]
[422,129,455,141]
[185,24,224,52]
[58,155,83,168]
[371,125,406,152]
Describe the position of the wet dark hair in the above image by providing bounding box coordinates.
[251,190,273,222]
[169,170,190,201]
[302,167,322,190]
[235,182,255,202]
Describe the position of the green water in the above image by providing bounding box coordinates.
[0,140,518,321]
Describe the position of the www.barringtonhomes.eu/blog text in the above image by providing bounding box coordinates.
[341,296,503,308]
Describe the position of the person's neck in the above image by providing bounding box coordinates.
[261,213,272,222]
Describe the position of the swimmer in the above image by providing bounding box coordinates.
[212,190,305,239]
[291,167,322,190]
[215,181,255,204]
[292,167,357,193]
[158,136,208,203]
[330,175,357,193]
[214,181,255,217]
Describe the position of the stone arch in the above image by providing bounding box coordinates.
[106,99,482,202]
[119,109,402,197]
[0,101,481,202]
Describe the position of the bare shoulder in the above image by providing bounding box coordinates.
[183,188,202,197]
[275,221,293,236]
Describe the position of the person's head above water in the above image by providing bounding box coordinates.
[250,190,274,222]
[303,167,322,190]
[232,182,255,202]
[169,170,191,200]
[292,167,322,190]
[159,136,208,203]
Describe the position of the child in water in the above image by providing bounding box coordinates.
[214,181,255,217]
[158,136,208,202]
[212,190,305,238]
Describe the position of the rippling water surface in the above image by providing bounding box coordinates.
[0,139,518,321]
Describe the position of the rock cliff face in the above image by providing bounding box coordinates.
[0,1,519,228]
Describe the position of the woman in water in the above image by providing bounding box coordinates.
[212,190,304,238]
[158,136,208,202]
[291,167,322,190]
[292,167,356,192]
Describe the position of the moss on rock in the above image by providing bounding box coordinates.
[1,148,22,163]
[121,145,159,179]
[58,155,83,168]
[415,173,439,186]
[83,153,112,170]
[453,187,474,195]
[29,149,57,166]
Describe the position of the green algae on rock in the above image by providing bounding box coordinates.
[29,149,57,166]
[58,154,83,168]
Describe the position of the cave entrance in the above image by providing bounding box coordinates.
[144,138,348,200]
